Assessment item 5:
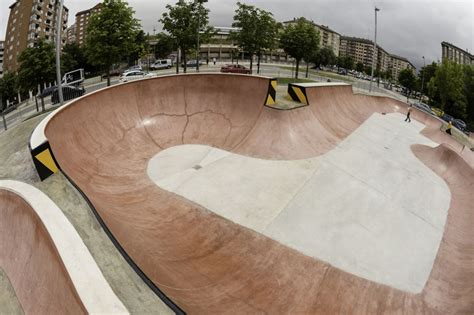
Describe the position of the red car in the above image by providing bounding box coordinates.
[220,64,251,74]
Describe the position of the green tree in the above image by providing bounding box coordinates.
[160,0,212,73]
[280,18,319,79]
[355,62,364,73]
[418,62,437,86]
[364,65,372,75]
[0,72,18,110]
[398,68,417,101]
[313,47,336,67]
[153,32,175,59]
[128,30,149,66]
[428,60,466,119]
[85,0,141,86]
[231,2,279,73]
[417,61,437,98]
[336,55,353,71]
[17,39,56,92]
[463,65,474,129]
[62,43,87,73]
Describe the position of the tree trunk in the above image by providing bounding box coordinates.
[295,59,300,79]
[249,54,253,74]
[107,66,111,87]
[306,62,309,78]
[183,50,187,73]
[176,49,179,74]
[257,54,261,74]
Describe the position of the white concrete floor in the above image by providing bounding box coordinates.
[147,113,451,293]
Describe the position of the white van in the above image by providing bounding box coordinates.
[151,59,173,70]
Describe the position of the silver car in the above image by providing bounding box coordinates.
[119,71,156,83]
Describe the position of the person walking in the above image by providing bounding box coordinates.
[405,106,412,122]
[446,121,453,135]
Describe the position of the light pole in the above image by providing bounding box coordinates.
[55,0,64,105]
[369,6,380,93]
[195,0,208,72]
[419,56,425,102]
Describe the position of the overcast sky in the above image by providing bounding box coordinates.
[1,0,472,69]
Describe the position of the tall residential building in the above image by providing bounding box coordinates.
[339,36,376,68]
[283,18,340,56]
[339,36,415,80]
[389,54,415,80]
[66,23,76,44]
[316,24,340,56]
[441,41,473,65]
[0,41,4,78]
[3,0,68,73]
[75,3,102,46]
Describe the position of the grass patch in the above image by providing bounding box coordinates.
[277,77,315,85]
[278,66,354,83]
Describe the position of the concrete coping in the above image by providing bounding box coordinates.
[0,180,129,314]
[291,82,351,88]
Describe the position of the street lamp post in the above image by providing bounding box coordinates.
[195,0,208,72]
[55,0,64,105]
[369,7,380,93]
[420,56,425,102]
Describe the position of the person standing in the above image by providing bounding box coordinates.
[405,106,412,122]
[213,57,216,65]
[446,121,453,135]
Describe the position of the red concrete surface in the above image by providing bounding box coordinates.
[0,190,86,315]
[44,74,473,313]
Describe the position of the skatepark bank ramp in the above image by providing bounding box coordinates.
[30,74,473,313]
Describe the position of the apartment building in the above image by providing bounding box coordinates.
[66,23,76,44]
[3,0,68,73]
[339,36,376,68]
[0,41,4,78]
[441,41,473,65]
[316,24,340,56]
[75,3,102,46]
[389,54,415,80]
[283,18,340,56]
[340,36,415,80]
[196,26,287,62]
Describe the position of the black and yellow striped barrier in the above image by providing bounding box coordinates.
[287,83,309,105]
[30,142,60,181]
[265,78,278,107]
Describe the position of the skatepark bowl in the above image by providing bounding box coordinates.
[26,73,473,313]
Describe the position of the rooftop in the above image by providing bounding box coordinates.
[441,41,473,59]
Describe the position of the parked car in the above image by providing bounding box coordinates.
[220,64,251,74]
[119,71,156,83]
[38,86,57,98]
[124,65,142,72]
[181,60,203,68]
[413,102,434,115]
[431,107,444,117]
[452,119,467,131]
[51,86,85,104]
[151,59,173,70]
[338,68,348,75]
[441,113,454,123]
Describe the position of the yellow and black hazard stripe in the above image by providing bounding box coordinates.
[264,78,278,107]
[30,141,60,181]
[287,84,308,105]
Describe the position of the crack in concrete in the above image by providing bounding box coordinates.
[181,87,190,145]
